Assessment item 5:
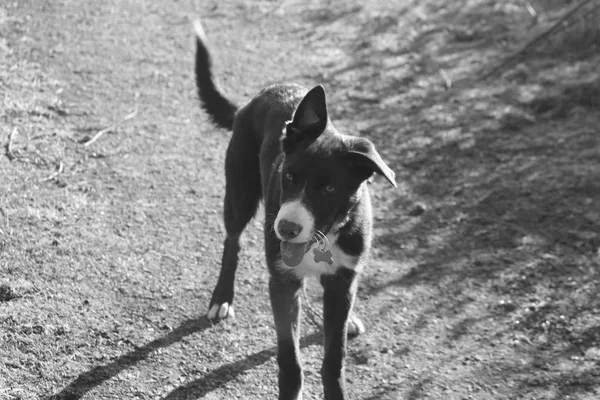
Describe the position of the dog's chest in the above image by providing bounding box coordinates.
[277,233,360,278]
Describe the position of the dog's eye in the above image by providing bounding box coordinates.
[285,172,293,181]
[324,184,337,194]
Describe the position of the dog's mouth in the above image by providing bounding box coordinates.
[280,231,329,267]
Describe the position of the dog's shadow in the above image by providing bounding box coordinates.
[162,332,322,399]
[48,318,211,400]
[49,318,321,400]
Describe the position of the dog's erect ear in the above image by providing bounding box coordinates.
[346,137,397,187]
[291,85,328,135]
[283,85,328,154]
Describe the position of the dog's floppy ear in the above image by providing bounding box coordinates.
[347,137,396,187]
[283,85,328,154]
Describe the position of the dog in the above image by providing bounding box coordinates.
[194,20,396,400]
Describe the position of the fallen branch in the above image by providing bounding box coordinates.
[480,0,596,80]
[41,161,64,182]
[83,106,138,147]
[5,127,17,161]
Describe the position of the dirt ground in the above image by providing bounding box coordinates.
[1,0,599,399]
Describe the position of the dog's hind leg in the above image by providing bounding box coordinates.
[207,122,261,320]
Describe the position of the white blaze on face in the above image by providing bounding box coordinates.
[274,200,315,243]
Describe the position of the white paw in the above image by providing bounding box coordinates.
[193,20,207,42]
[347,314,365,337]
[207,302,235,320]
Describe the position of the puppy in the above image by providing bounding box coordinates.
[194,20,396,400]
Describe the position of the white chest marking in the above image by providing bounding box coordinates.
[275,232,362,278]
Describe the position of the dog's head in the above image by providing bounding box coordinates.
[274,85,396,250]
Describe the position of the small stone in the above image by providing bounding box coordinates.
[408,203,426,217]
[32,325,45,334]
[0,284,17,302]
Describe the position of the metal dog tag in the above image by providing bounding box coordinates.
[313,248,333,265]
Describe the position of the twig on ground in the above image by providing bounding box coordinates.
[480,0,596,80]
[5,127,17,161]
[41,161,64,182]
[83,106,138,147]
[440,69,452,90]
[525,1,539,27]
[525,2,537,18]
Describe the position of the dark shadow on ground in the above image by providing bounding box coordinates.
[49,318,212,400]
[161,331,322,399]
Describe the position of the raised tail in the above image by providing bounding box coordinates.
[194,20,238,131]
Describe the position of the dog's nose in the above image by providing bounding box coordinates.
[278,219,302,240]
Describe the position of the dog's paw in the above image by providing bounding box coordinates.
[207,302,235,320]
[347,313,365,337]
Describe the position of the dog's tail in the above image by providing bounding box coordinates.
[194,20,238,131]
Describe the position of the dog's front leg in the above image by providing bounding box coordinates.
[320,269,358,400]
[269,273,304,400]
